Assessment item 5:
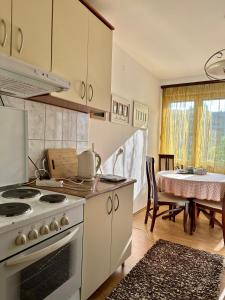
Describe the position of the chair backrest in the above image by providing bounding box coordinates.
[146,156,159,205]
[158,154,174,171]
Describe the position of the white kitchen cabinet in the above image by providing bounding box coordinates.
[11,0,52,70]
[52,0,89,105]
[81,191,112,300]
[0,0,11,55]
[81,184,134,300]
[52,0,113,111]
[110,186,133,274]
[87,12,112,111]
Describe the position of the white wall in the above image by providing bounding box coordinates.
[161,74,209,86]
[89,43,161,212]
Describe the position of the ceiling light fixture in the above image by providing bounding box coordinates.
[204,49,225,81]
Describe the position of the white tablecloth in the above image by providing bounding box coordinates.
[157,171,225,202]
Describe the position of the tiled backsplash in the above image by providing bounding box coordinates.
[1,96,89,178]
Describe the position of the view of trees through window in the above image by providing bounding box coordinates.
[169,101,194,164]
[168,99,225,168]
[201,99,225,164]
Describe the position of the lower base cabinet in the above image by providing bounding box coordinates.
[81,184,134,300]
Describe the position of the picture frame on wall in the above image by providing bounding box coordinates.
[112,101,118,114]
[123,105,129,117]
[133,101,149,129]
[111,94,130,125]
[118,103,123,115]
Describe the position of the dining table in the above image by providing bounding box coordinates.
[157,170,225,233]
[157,171,225,202]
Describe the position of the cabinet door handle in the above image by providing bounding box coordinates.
[0,19,7,47]
[81,81,86,99]
[17,27,24,54]
[107,195,113,215]
[88,84,93,102]
[114,193,120,212]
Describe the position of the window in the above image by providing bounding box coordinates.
[160,83,225,173]
[168,101,194,164]
[200,99,225,166]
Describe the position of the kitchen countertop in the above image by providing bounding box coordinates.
[31,177,136,199]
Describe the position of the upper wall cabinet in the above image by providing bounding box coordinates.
[0,0,11,55]
[87,13,112,112]
[11,0,52,70]
[52,0,89,105]
[52,0,113,111]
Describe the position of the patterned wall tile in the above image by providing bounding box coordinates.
[1,96,90,178]
[2,96,25,110]
[76,141,89,154]
[62,109,77,141]
[45,140,62,149]
[25,100,45,139]
[45,105,63,141]
[62,141,77,149]
[28,140,45,178]
[77,112,89,141]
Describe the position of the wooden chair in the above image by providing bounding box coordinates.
[145,157,190,232]
[158,154,174,171]
[194,198,225,244]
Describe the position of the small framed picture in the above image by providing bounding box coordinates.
[111,94,130,125]
[123,105,128,117]
[113,101,118,114]
[118,104,123,115]
[133,101,149,129]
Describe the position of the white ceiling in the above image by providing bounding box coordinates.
[89,0,225,80]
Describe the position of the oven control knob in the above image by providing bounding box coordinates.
[15,233,27,246]
[60,216,69,226]
[28,229,39,240]
[39,225,49,236]
[50,220,59,231]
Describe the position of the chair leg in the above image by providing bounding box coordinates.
[188,200,196,235]
[183,203,189,233]
[150,206,157,232]
[222,205,225,246]
[144,199,151,224]
[197,207,200,217]
[169,204,172,220]
[172,204,176,222]
[209,211,215,228]
[192,202,197,233]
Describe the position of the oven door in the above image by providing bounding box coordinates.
[0,223,83,300]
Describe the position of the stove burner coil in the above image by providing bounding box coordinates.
[39,194,66,203]
[2,188,41,199]
[0,203,32,217]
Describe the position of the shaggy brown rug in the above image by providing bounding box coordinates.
[107,239,225,300]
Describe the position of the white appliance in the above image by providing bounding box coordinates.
[0,106,85,300]
[78,149,101,180]
[0,188,85,300]
[0,54,70,98]
[0,106,28,186]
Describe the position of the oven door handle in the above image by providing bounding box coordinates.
[6,227,79,267]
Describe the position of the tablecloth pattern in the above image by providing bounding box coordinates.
[157,171,225,202]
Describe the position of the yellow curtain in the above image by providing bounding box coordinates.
[160,83,225,173]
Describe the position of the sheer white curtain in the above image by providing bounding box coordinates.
[161,83,225,173]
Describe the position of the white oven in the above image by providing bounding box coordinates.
[0,223,83,300]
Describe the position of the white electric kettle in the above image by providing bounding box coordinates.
[77,148,101,180]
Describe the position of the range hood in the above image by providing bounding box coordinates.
[0,54,70,99]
